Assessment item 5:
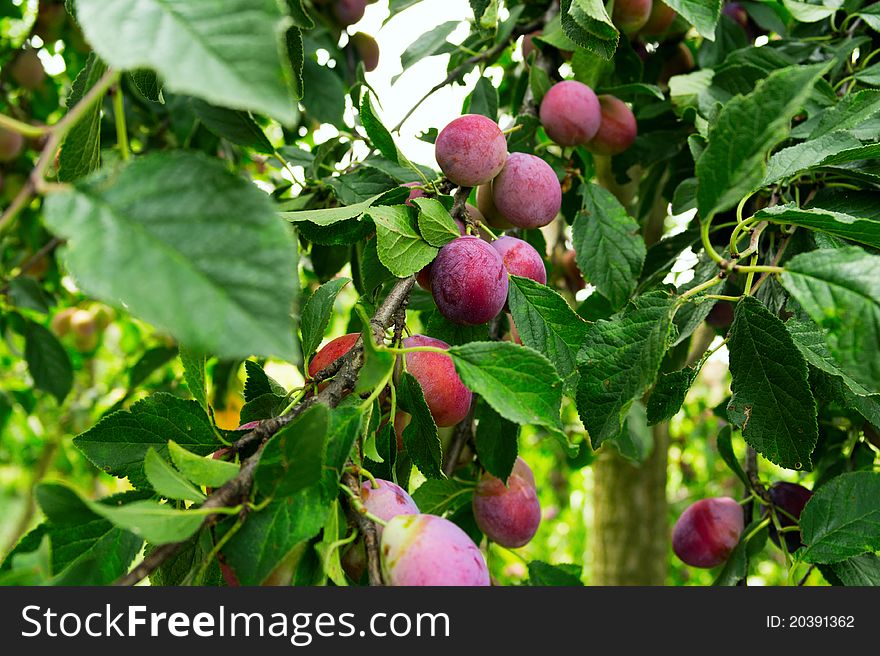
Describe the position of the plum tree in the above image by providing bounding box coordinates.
[380,514,490,586]
[612,0,652,35]
[672,497,744,568]
[351,32,379,72]
[0,128,24,162]
[430,235,508,325]
[402,335,472,426]
[333,0,366,26]
[587,95,637,156]
[10,48,46,90]
[476,182,513,229]
[640,1,677,36]
[361,479,419,527]
[539,80,601,147]
[434,114,508,187]
[492,235,547,285]
[765,482,812,553]
[308,332,359,378]
[472,457,541,548]
[492,152,562,229]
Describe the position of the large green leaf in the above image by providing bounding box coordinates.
[762,131,863,185]
[365,205,438,278]
[144,448,206,503]
[75,0,298,124]
[191,99,274,153]
[801,471,880,563]
[573,184,646,310]
[576,294,675,447]
[300,278,350,360]
[663,0,722,40]
[786,318,872,397]
[474,400,518,482]
[560,0,618,60]
[696,64,827,218]
[58,53,107,182]
[411,479,472,516]
[397,372,444,480]
[727,297,817,470]
[44,152,299,361]
[828,553,880,585]
[360,93,400,164]
[168,440,239,489]
[414,198,459,247]
[756,204,880,250]
[178,345,209,412]
[394,21,459,84]
[781,247,880,395]
[24,320,73,404]
[256,404,328,498]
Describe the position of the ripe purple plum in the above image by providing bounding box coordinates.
[492,153,562,229]
[361,479,419,527]
[333,0,366,26]
[476,182,514,229]
[435,114,507,187]
[11,48,45,90]
[308,332,359,378]
[351,32,379,71]
[640,1,677,36]
[0,128,24,162]
[765,482,813,553]
[415,218,466,292]
[381,514,490,586]
[492,235,546,285]
[472,457,541,548]
[401,181,427,207]
[672,497,744,568]
[613,0,652,34]
[430,236,508,325]
[587,95,637,156]
[402,335,472,427]
[539,80,601,147]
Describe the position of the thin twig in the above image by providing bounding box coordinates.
[443,404,475,477]
[341,472,384,586]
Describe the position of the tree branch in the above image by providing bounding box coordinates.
[341,472,384,586]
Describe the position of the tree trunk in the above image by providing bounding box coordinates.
[592,423,669,585]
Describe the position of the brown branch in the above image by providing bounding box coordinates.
[443,404,475,477]
[114,276,416,586]
[341,472,384,586]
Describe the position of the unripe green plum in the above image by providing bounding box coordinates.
[640,1,677,36]
[0,128,24,162]
[308,332,359,378]
[333,0,366,26]
[402,335,472,427]
[587,95,637,156]
[492,152,562,229]
[351,32,379,71]
[435,114,508,187]
[492,235,546,285]
[430,236,508,325]
[381,514,490,586]
[613,0,652,34]
[11,48,46,90]
[539,80,601,146]
[765,482,812,553]
[472,457,541,548]
[672,497,744,568]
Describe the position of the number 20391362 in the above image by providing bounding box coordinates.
[766,616,855,629]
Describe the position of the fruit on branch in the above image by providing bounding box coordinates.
[415,218,466,292]
[333,0,366,27]
[380,514,490,586]
[308,332,360,378]
[476,182,514,229]
[764,482,812,553]
[539,80,601,147]
[639,1,677,36]
[612,0,652,35]
[351,32,379,72]
[361,479,419,530]
[0,128,24,162]
[10,48,46,90]
[658,42,695,87]
[393,410,411,449]
[521,31,541,60]
[672,497,744,568]
[402,335,472,426]
[430,236,508,325]
[492,153,562,229]
[402,181,427,206]
[435,114,508,187]
[491,235,546,285]
[50,308,77,337]
[587,95,637,156]
[472,457,541,548]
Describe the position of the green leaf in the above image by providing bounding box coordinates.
[144,448,206,503]
[859,3,880,31]
[576,294,676,447]
[801,471,880,563]
[191,99,274,153]
[560,0,619,60]
[783,0,841,22]
[809,90,880,139]
[366,205,438,278]
[663,0,722,40]
[7,277,49,314]
[828,553,880,585]
[414,198,460,247]
[781,247,880,395]
[762,132,863,185]
[281,192,389,227]
[301,58,345,125]
[449,342,563,430]
[609,401,653,464]
[855,62,880,87]
[58,53,107,182]
[243,361,286,403]
[128,345,178,390]
[727,296,818,470]
[696,64,827,219]
[314,501,348,586]
[74,393,219,489]
[44,152,299,361]
[507,275,588,392]
[474,399,518,481]
[526,561,583,586]
[301,278,351,360]
[394,21,459,83]
[360,93,400,164]
[787,318,872,397]
[168,440,239,489]
[398,372,444,480]
[646,369,692,425]
[424,311,488,346]
[178,345,208,412]
[221,486,330,585]
[411,479,472,516]
[573,184,646,309]
[128,69,163,103]
[716,425,749,487]
[465,76,498,120]
[75,0,298,124]
[24,320,73,404]
[756,204,880,250]
[256,404,328,498]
